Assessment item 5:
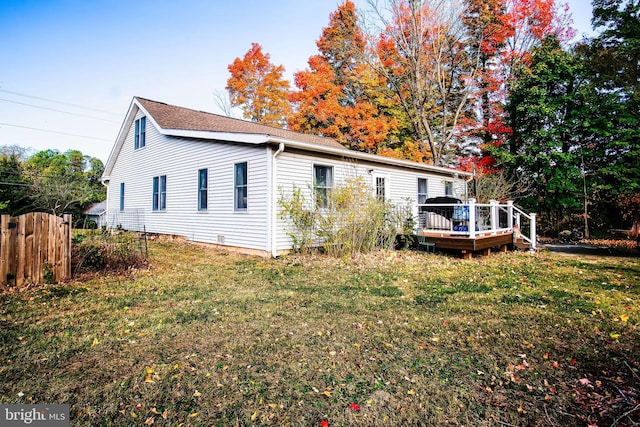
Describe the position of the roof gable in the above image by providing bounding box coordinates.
[136,97,344,149]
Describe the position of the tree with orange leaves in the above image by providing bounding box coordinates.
[226,43,291,127]
[288,1,397,154]
[361,0,483,166]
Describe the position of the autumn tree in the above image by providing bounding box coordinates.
[288,1,396,153]
[461,0,574,172]
[359,0,483,166]
[226,43,291,127]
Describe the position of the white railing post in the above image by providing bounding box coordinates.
[468,199,476,239]
[529,213,537,251]
[489,199,498,235]
[507,201,514,230]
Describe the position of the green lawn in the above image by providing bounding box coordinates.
[1,240,639,426]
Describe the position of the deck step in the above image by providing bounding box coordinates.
[514,238,530,250]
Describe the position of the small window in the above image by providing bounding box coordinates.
[418,178,428,204]
[234,162,247,211]
[375,176,386,202]
[198,168,208,211]
[134,116,146,149]
[119,182,125,211]
[314,165,333,208]
[445,181,453,196]
[152,175,166,211]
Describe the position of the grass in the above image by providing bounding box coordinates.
[0,239,639,426]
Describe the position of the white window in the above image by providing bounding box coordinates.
[418,178,428,204]
[314,165,333,208]
[234,162,247,211]
[152,175,166,211]
[445,181,453,196]
[134,117,146,149]
[198,169,208,211]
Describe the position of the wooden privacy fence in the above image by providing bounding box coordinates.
[0,212,72,287]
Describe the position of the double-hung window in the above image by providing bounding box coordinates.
[314,165,333,208]
[198,168,208,211]
[119,183,125,211]
[152,175,167,211]
[134,116,146,149]
[418,178,428,204]
[445,181,453,196]
[375,176,386,202]
[234,162,247,211]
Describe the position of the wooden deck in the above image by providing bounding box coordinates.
[419,231,517,259]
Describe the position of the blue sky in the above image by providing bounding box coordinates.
[0,0,596,163]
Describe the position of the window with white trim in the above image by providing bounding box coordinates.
[134,116,146,149]
[198,168,208,211]
[152,175,166,211]
[234,162,247,211]
[314,164,333,208]
[445,181,453,196]
[119,182,125,211]
[375,176,386,202]
[418,178,428,204]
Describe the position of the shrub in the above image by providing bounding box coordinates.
[278,177,414,257]
[72,231,147,274]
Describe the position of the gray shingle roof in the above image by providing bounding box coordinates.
[136,97,345,149]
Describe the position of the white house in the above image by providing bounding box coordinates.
[102,97,470,257]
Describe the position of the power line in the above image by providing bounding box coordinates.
[0,98,121,124]
[0,122,113,142]
[0,89,120,117]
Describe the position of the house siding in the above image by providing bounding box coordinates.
[274,150,467,252]
[107,109,270,251]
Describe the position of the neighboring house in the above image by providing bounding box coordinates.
[82,200,106,229]
[102,97,470,257]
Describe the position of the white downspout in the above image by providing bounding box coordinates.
[271,143,285,257]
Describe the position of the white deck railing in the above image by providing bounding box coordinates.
[416,199,536,250]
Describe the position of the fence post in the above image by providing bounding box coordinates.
[468,199,476,239]
[489,200,499,235]
[507,201,514,230]
[529,213,537,251]
[0,213,10,286]
[62,213,72,281]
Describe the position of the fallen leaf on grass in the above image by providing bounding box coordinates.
[349,403,360,411]
[517,404,527,415]
[620,314,629,322]
[144,417,154,425]
[320,420,329,427]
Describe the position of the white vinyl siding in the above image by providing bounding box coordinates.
[106,108,270,251]
[274,151,467,252]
